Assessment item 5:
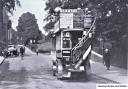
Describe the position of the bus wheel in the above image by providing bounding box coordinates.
[52,61,57,76]
[56,59,63,79]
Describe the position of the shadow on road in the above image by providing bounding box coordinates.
[0,61,28,85]
[61,73,91,83]
[89,74,120,84]
[59,73,121,84]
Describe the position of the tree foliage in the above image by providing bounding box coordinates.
[17,12,42,45]
[43,0,62,32]
[1,0,21,14]
[44,0,128,41]
[45,0,62,15]
[90,0,128,40]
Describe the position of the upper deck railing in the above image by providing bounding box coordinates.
[71,17,96,68]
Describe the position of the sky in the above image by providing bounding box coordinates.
[10,0,47,34]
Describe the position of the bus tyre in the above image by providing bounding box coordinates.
[56,59,63,79]
[52,60,57,76]
[53,66,57,76]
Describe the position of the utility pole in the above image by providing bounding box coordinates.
[7,20,12,45]
[3,7,9,48]
[0,0,3,49]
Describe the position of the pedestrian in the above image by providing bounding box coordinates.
[20,47,24,57]
[36,48,39,56]
[103,48,111,70]
[13,46,17,56]
[23,46,25,55]
[102,48,105,66]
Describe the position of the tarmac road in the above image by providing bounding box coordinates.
[0,47,127,89]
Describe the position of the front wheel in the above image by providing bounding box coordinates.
[52,61,57,76]
[56,59,63,79]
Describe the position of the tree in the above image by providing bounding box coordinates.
[88,0,128,40]
[17,12,42,45]
[44,0,90,31]
[0,0,21,48]
[43,0,62,31]
[44,0,128,41]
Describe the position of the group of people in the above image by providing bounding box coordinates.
[1,46,26,58]
[12,46,18,56]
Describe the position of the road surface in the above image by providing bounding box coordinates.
[0,47,127,89]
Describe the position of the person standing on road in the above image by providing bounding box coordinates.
[36,48,39,56]
[23,46,25,55]
[20,47,24,57]
[103,48,111,70]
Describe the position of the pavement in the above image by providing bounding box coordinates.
[91,51,128,84]
[91,60,128,84]
[0,56,4,65]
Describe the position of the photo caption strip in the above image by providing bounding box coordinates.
[97,84,128,89]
